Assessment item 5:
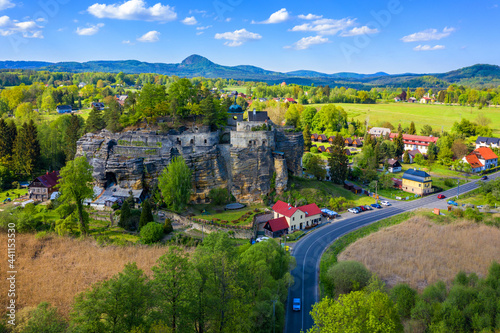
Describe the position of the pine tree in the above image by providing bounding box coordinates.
[0,119,9,160]
[394,131,404,158]
[139,199,154,230]
[86,107,105,133]
[64,114,82,161]
[13,121,40,175]
[328,135,349,184]
[403,150,410,164]
[409,122,416,135]
[119,200,131,229]
[303,125,312,151]
[201,97,217,128]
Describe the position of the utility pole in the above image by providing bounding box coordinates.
[375,180,378,203]
[456,179,460,199]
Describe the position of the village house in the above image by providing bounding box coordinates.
[352,138,363,147]
[389,133,438,154]
[328,136,336,144]
[284,97,297,104]
[247,110,269,122]
[368,127,391,138]
[28,171,60,201]
[116,95,128,106]
[317,134,328,142]
[344,137,353,146]
[405,149,422,164]
[318,146,326,153]
[402,169,432,195]
[311,133,319,141]
[91,102,105,110]
[56,105,72,114]
[420,96,432,104]
[462,147,498,173]
[272,200,322,231]
[387,159,402,173]
[263,217,289,238]
[475,136,500,149]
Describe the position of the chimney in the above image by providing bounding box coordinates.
[253,108,256,116]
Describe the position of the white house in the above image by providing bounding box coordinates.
[475,136,500,149]
[462,147,498,173]
[368,127,391,138]
[390,134,438,154]
[272,200,322,231]
[387,159,402,173]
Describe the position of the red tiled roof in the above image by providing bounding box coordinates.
[475,147,498,160]
[272,200,322,218]
[389,133,438,144]
[465,154,483,168]
[32,171,60,188]
[272,200,299,217]
[265,217,289,232]
[285,98,296,102]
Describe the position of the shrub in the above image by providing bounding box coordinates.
[12,302,67,333]
[209,188,230,205]
[326,261,372,296]
[390,283,417,318]
[310,147,318,154]
[444,178,455,187]
[163,218,173,234]
[140,222,164,244]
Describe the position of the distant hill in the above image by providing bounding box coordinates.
[0,56,499,88]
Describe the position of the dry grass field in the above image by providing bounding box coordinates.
[0,233,169,317]
[338,215,500,290]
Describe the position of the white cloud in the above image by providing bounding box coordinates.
[413,44,445,51]
[340,25,379,37]
[290,18,356,35]
[196,31,203,35]
[88,0,177,22]
[76,23,104,36]
[182,16,197,25]
[122,39,134,44]
[137,30,160,42]
[401,27,455,42]
[214,28,261,47]
[253,8,289,24]
[35,17,46,22]
[196,25,211,30]
[0,15,44,38]
[0,0,15,11]
[298,13,322,20]
[285,35,329,50]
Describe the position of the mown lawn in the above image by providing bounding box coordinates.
[191,203,266,226]
[0,188,28,203]
[308,102,500,135]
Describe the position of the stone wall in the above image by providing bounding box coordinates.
[76,127,302,203]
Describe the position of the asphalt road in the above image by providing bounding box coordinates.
[285,172,499,333]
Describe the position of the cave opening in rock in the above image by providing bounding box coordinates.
[221,133,230,144]
[105,172,117,188]
[170,147,180,157]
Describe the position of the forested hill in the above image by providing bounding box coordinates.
[0,55,499,88]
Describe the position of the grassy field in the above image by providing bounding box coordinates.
[308,102,500,135]
[0,233,170,317]
[190,203,266,226]
[225,85,248,94]
[0,188,28,203]
[338,214,500,290]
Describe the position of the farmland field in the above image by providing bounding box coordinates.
[309,102,500,135]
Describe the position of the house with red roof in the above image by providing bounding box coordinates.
[389,133,438,154]
[28,171,60,201]
[272,200,322,231]
[263,217,289,238]
[284,97,297,104]
[462,147,498,173]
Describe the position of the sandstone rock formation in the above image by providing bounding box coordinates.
[76,126,303,203]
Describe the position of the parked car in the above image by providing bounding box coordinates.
[381,201,391,206]
[447,200,458,206]
[358,206,367,212]
[477,205,484,209]
[481,176,488,180]
[371,203,382,209]
[293,298,301,311]
[364,205,373,210]
[348,208,359,214]
[437,194,446,199]
[256,236,270,242]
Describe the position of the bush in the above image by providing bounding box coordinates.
[209,188,230,205]
[310,147,318,154]
[12,302,67,333]
[163,218,173,234]
[444,178,455,187]
[390,283,417,318]
[140,222,164,244]
[326,261,372,296]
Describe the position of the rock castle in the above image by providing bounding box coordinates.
[76,111,304,204]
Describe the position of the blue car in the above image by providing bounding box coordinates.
[293,298,301,311]
[447,200,458,206]
[371,203,382,209]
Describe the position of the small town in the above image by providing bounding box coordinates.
[0,1,500,332]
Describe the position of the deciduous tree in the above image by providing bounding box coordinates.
[158,156,192,212]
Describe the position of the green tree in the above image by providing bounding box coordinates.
[15,102,37,122]
[163,218,174,234]
[58,156,94,235]
[328,135,349,184]
[394,131,404,158]
[427,142,437,162]
[403,150,410,164]
[70,263,151,333]
[308,290,402,333]
[303,124,312,151]
[158,156,192,212]
[201,97,217,128]
[305,154,326,180]
[13,302,67,333]
[13,120,40,175]
[325,261,372,297]
[390,284,417,319]
[139,199,154,230]
[119,199,132,229]
[86,107,105,133]
[409,121,416,135]
[140,222,164,244]
[300,106,317,130]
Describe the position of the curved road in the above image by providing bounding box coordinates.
[285,172,499,333]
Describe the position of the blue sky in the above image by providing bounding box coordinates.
[0,0,498,74]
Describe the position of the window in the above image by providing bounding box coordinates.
[293,217,295,221]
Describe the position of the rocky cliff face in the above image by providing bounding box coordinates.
[76,127,303,203]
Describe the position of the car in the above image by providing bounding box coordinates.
[256,236,270,243]
[380,201,391,206]
[364,205,373,210]
[348,208,359,214]
[358,206,367,212]
[477,205,484,209]
[437,194,446,199]
[447,200,458,206]
[371,203,382,209]
[292,298,301,311]
[481,176,488,180]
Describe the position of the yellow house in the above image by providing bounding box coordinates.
[402,169,432,195]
